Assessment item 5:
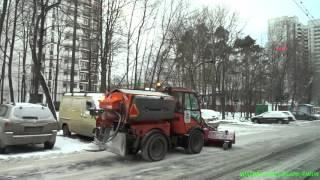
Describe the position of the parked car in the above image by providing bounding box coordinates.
[0,103,58,153]
[291,110,320,120]
[201,109,219,122]
[251,111,290,124]
[59,93,104,137]
[280,111,296,121]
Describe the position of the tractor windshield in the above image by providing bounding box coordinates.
[185,93,201,122]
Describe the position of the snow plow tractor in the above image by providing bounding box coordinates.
[87,87,235,161]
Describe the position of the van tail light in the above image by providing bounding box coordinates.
[129,104,139,118]
[3,119,10,130]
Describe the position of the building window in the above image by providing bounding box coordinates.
[65,33,72,40]
[80,61,88,69]
[82,40,90,49]
[80,73,87,81]
[83,18,89,26]
[82,52,90,59]
[83,6,91,16]
[64,58,70,63]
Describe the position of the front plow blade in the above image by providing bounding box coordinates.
[206,130,235,146]
[106,132,127,157]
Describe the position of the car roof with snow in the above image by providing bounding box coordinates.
[261,111,287,117]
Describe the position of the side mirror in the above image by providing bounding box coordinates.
[86,101,93,111]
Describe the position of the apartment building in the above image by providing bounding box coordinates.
[43,0,101,103]
[308,19,320,104]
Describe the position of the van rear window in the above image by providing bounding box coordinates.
[13,106,53,120]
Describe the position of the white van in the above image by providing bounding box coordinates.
[59,93,104,137]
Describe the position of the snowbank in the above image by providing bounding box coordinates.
[0,132,90,160]
[201,109,219,120]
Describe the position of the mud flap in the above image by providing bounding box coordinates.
[106,132,127,157]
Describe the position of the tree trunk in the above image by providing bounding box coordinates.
[100,28,109,92]
[8,0,20,103]
[107,49,112,91]
[70,0,78,93]
[0,0,9,41]
[99,0,103,92]
[87,2,93,92]
[39,72,57,119]
[221,58,225,120]
[143,42,154,89]
[1,0,11,104]
[134,0,147,89]
[88,46,92,91]
[21,14,28,102]
[54,18,61,103]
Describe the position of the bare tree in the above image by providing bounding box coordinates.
[69,0,78,94]
[125,0,137,88]
[53,6,65,103]
[19,0,31,102]
[0,0,9,41]
[133,0,149,89]
[149,0,183,89]
[0,0,11,104]
[29,0,61,119]
[99,0,125,92]
[7,0,20,103]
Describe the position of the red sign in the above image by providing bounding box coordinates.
[275,46,288,52]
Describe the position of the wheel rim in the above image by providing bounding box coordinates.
[150,138,165,158]
[63,125,69,135]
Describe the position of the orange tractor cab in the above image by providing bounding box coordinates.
[90,87,235,161]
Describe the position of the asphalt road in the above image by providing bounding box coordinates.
[0,121,320,180]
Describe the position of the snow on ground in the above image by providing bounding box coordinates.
[0,132,91,160]
[205,111,319,136]
[0,110,317,161]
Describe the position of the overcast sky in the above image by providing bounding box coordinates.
[192,0,320,45]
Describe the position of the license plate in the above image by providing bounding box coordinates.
[24,126,43,133]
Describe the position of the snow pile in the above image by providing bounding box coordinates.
[203,111,253,125]
[201,109,219,120]
[0,132,90,160]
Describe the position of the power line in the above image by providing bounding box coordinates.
[298,0,315,19]
[291,0,316,25]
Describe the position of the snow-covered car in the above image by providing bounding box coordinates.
[251,111,290,124]
[201,109,219,122]
[0,103,58,153]
[280,111,296,121]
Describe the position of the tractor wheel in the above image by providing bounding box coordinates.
[141,132,168,162]
[185,129,204,154]
[62,124,71,137]
[223,142,229,150]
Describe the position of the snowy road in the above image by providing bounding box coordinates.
[0,121,320,180]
